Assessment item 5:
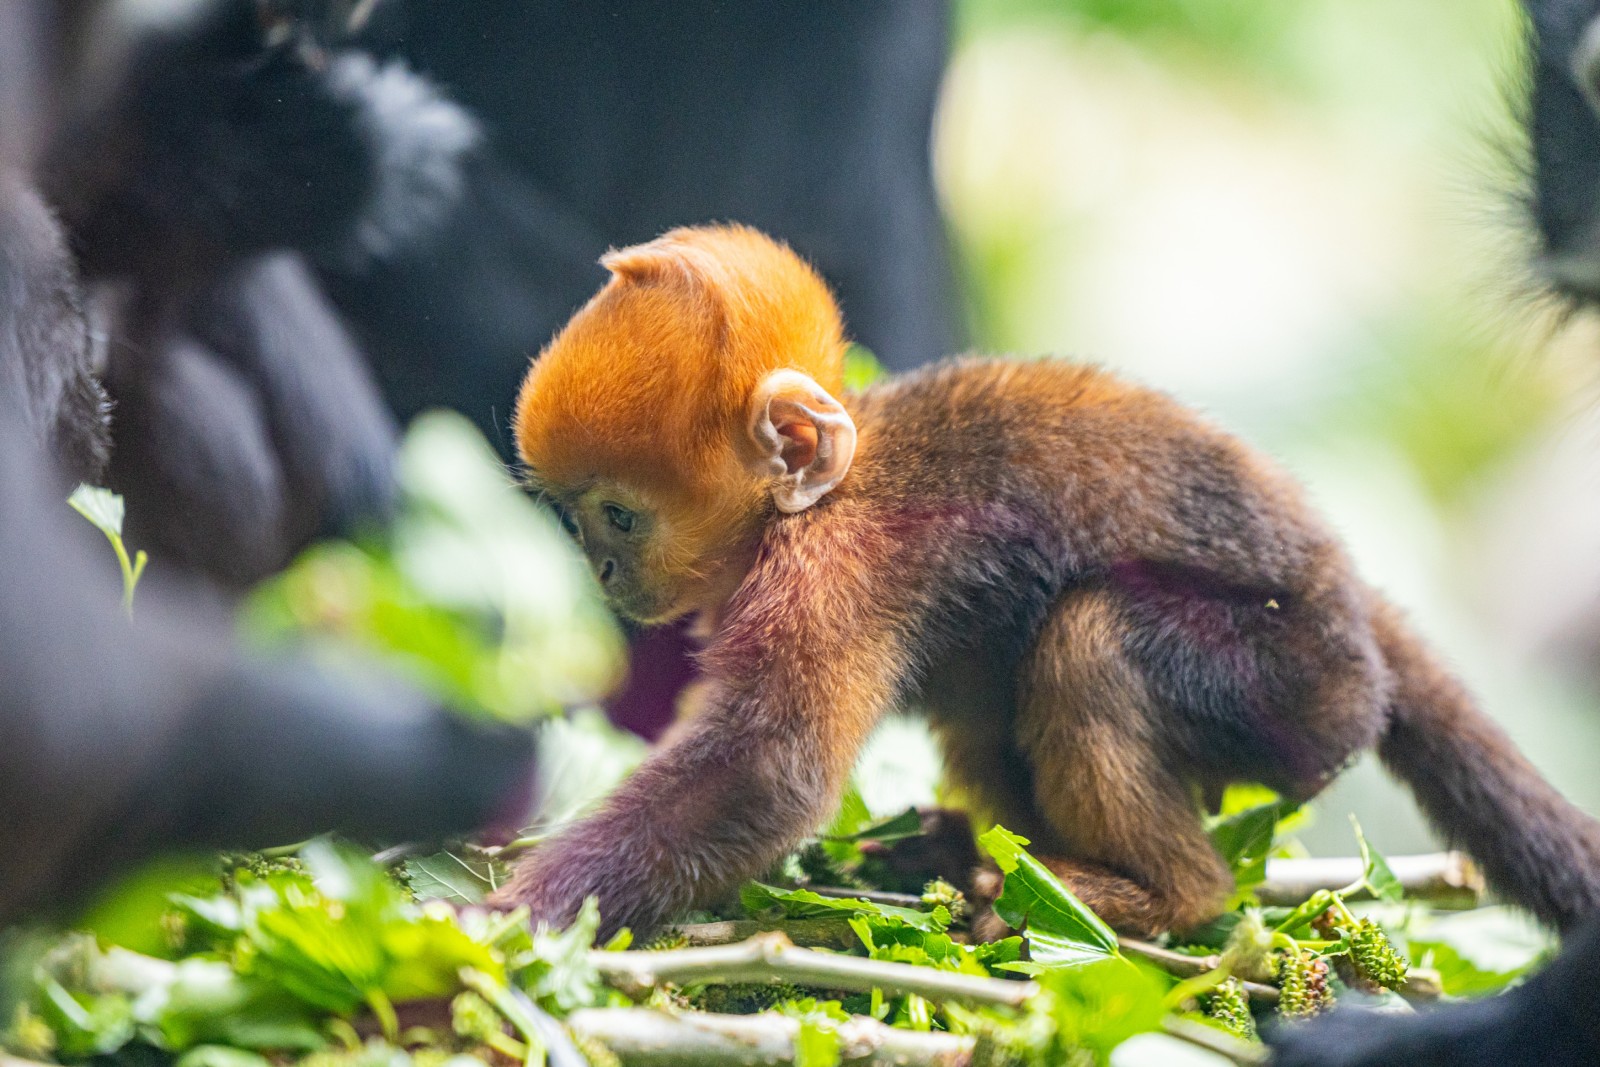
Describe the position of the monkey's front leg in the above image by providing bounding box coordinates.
[493,642,899,939]
[491,712,828,937]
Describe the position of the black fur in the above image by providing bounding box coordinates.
[0,168,108,485]
[0,1,533,920]
[321,0,959,439]
[102,253,397,588]
[1524,0,1600,296]
[1270,918,1600,1067]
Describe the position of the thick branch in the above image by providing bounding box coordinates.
[566,1008,973,1067]
[590,932,1036,1008]
[1259,853,1482,907]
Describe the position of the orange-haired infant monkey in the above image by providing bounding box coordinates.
[493,224,1600,940]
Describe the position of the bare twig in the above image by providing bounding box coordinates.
[1117,939,1280,1004]
[590,932,1036,1008]
[1399,967,1444,1002]
[675,918,862,950]
[807,886,927,908]
[1161,1016,1270,1065]
[465,834,545,862]
[1259,853,1482,907]
[566,1008,974,1066]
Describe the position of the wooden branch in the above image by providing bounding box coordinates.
[590,932,1036,1008]
[566,1008,974,1067]
[807,886,927,908]
[1160,1016,1269,1065]
[678,925,1282,1005]
[675,918,862,951]
[1259,853,1482,907]
[1117,939,1280,1004]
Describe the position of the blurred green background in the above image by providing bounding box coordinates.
[934,0,1600,855]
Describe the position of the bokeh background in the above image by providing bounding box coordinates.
[924,0,1600,855]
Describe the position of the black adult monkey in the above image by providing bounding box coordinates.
[0,0,535,922]
[42,0,478,590]
[0,166,108,486]
[1270,4,1600,1063]
[37,0,958,596]
[320,0,960,435]
[1524,0,1600,299]
[325,1,960,737]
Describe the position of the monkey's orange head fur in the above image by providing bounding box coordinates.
[514,224,850,621]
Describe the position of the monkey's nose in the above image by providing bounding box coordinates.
[598,559,616,585]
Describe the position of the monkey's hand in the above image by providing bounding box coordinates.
[492,714,836,940]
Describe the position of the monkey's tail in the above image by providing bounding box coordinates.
[1371,596,1600,932]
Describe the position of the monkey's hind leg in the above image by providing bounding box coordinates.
[1010,587,1231,937]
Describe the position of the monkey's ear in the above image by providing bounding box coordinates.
[747,370,856,513]
[601,241,682,285]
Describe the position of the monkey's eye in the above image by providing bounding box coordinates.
[548,500,580,538]
[603,503,636,533]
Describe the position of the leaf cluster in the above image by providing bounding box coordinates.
[243,412,623,726]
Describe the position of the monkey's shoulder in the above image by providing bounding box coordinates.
[849,355,1227,452]
[842,356,1329,562]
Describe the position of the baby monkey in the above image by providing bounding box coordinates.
[496,224,1600,940]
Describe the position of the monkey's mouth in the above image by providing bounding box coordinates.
[604,586,682,626]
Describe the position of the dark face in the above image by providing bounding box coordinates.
[538,481,677,623]
[1526,0,1600,298]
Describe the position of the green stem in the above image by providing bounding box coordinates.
[365,988,400,1044]
[461,969,546,1067]
[105,534,143,616]
[325,1018,363,1051]
[1163,964,1232,1012]
[484,1030,529,1062]
[126,550,148,614]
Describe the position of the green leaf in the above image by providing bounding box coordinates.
[793,1017,842,1067]
[516,897,610,1014]
[403,852,498,905]
[740,882,949,932]
[68,484,125,537]
[243,411,624,726]
[175,1045,276,1067]
[1409,941,1529,997]
[823,787,873,839]
[824,807,924,845]
[774,1000,848,1067]
[69,483,147,613]
[1207,800,1292,893]
[848,915,1022,976]
[1350,816,1404,902]
[1405,906,1553,997]
[1035,958,1168,1062]
[977,826,1120,968]
[36,981,135,1059]
[139,959,325,1052]
[73,854,220,958]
